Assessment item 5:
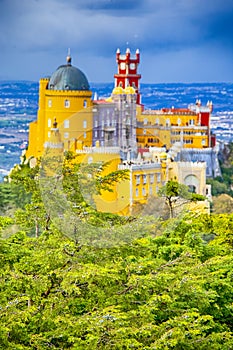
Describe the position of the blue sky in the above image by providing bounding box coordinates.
[0,0,233,83]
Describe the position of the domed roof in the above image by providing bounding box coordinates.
[125,86,136,94]
[47,55,90,91]
[112,86,124,94]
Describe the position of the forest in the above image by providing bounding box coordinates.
[0,144,233,349]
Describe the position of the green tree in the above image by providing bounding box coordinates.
[1,213,233,349]
[158,180,192,218]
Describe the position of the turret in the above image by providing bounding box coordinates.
[114,48,141,105]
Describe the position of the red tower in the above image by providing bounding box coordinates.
[114,48,141,104]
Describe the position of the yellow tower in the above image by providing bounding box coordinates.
[26,52,93,159]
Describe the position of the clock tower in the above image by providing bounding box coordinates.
[114,48,141,104]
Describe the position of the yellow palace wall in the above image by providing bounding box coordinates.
[26,78,93,159]
[136,109,209,149]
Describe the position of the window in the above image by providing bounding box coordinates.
[149,186,153,195]
[83,100,87,108]
[95,131,98,138]
[83,120,87,128]
[64,99,70,108]
[189,119,195,125]
[130,63,135,69]
[136,175,140,185]
[83,132,87,139]
[48,119,51,128]
[64,120,69,128]
[150,174,154,184]
[135,188,139,197]
[48,99,52,107]
[142,188,146,196]
[157,173,161,183]
[95,120,98,128]
[64,132,69,139]
[144,118,148,125]
[143,174,147,184]
[48,131,51,138]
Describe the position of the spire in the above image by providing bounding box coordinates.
[66,48,72,65]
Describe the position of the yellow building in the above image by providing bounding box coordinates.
[136,106,211,149]
[25,50,212,215]
[26,53,93,159]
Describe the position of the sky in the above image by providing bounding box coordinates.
[0,0,233,83]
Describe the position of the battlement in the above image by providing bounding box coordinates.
[116,48,140,63]
[176,161,206,168]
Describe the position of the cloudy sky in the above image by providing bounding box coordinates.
[0,0,233,83]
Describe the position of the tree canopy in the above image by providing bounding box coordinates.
[0,213,233,349]
[0,153,233,348]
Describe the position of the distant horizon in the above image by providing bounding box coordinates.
[1,79,233,85]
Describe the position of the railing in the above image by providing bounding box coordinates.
[118,162,161,170]
[76,146,120,154]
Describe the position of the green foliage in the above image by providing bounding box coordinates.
[1,151,233,348]
[207,178,230,196]
[0,181,30,214]
[158,180,192,218]
[0,215,13,233]
[2,152,130,237]
[208,141,233,198]
[0,213,233,348]
[190,193,206,201]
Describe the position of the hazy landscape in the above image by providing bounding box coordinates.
[0,81,233,181]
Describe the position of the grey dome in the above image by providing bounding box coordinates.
[47,61,90,91]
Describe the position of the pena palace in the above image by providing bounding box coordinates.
[24,48,220,215]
